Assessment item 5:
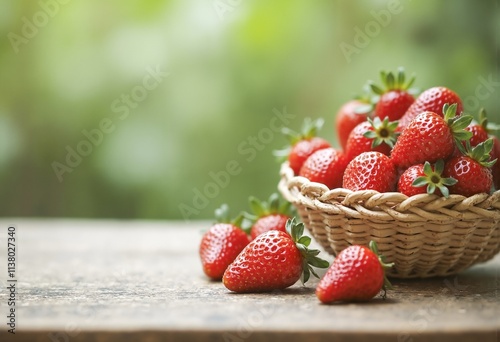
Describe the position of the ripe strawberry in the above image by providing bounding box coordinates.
[316,241,394,303]
[398,86,463,129]
[223,218,329,293]
[299,147,348,189]
[492,136,500,190]
[397,160,457,198]
[199,205,250,280]
[444,139,496,197]
[344,117,399,161]
[247,193,293,240]
[390,104,473,169]
[336,99,371,150]
[276,118,331,175]
[369,67,416,121]
[342,151,397,192]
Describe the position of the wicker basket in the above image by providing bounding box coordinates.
[278,162,500,278]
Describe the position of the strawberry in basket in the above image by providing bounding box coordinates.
[275,118,331,175]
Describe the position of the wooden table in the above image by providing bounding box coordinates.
[0,219,498,342]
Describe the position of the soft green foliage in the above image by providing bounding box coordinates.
[0,0,498,219]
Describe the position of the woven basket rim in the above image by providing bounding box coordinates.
[278,161,500,220]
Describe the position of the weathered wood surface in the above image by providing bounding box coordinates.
[0,219,498,342]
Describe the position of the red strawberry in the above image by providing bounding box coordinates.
[223,218,329,293]
[390,104,473,169]
[199,205,250,280]
[276,118,331,175]
[398,86,463,129]
[247,193,293,240]
[369,68,416,121]
[444,139,496,197]
[342,151,397,192]
[492,136,500,190]
[335,99,371,150]
[299,147,348,189]
[397,160,457,198]
[344,117,398,161]
[316,241,393,303]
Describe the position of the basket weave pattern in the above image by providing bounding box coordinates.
[279,162,500,278]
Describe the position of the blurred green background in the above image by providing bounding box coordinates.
[0,0,499,220]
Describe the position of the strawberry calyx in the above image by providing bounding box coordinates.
[459,139,497,168]
[273,118,325,160]
[369,67,416,95]
[478,108,500,134]
[245,193,294,227]
[412,160,457,198]
[443,103,473,146]
[368,240,394,299]
[282,117,325,145]
[286,217,329,284]
[363,117,399,149]
[214,204,247,230]
[352,84,379,115]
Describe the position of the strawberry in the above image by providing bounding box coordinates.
[335,99,371,150]
[246,193,294,240]
[199,205,250,280]
[316,241,394,304]
[342,151,397,192]
[276,118,331,175]
[397,160,457,198]
[492,136,500,190]
[344,117,399,162]
[444,139,496,197]
[369,67,416,121]
[223,218,329,293]
[398,86,463,129]
[390,104,473,169]
[299,147,348,189]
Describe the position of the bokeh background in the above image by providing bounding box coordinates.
[0,0,499,220]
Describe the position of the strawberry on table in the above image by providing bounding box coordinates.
[398,86,463,129]
[397,160,457,198]
[299,147,348,189]
[344,117,399,162]
[199,205,250,280]
[276,118,331,175]
[444,139,496,197]
[316,241,394,304]
[390,104,473,169]
[223,218,329,293]
[369,67,416,122]
[246,193,293,240]
[342,151,397,193]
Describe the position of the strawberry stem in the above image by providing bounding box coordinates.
[286,218,329,284]
[368,240,394,299]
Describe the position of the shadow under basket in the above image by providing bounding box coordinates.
[278,162,500,279]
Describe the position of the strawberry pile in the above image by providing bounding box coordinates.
[198,67,500,304]
[289,68,500,198]
[199,202,393,303]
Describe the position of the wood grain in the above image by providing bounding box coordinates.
[0,219,498,342]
